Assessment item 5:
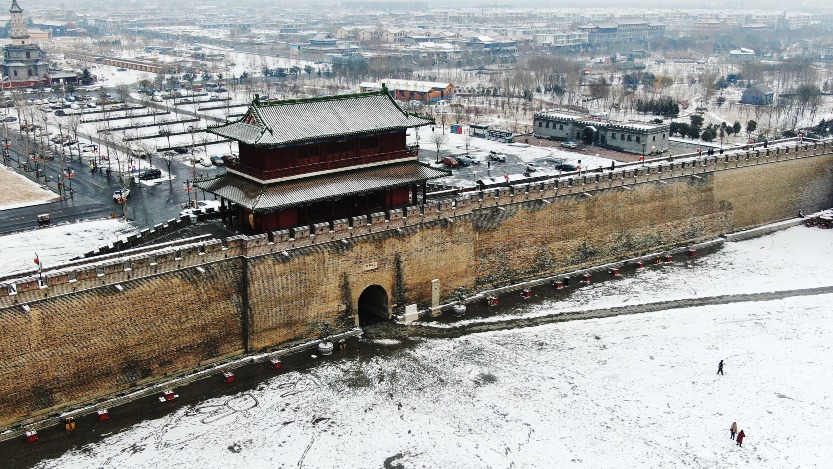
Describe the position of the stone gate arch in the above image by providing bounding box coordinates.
[357,285,390,327]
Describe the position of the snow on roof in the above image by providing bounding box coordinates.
[380,79,452,93]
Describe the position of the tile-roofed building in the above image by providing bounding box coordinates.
[534,110,670,156]
[197,89,447,233]
[359,79,454,103]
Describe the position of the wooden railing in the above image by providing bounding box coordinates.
[227,146,419,181]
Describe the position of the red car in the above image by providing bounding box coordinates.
[442,156,459,168]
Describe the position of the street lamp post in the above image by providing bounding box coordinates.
[641,142,646,165]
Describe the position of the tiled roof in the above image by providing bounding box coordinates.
[195,161,448,212]
[208,90,432,147]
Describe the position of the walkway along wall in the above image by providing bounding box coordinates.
[1,141,832,429]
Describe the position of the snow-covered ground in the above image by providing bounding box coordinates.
[32,224,833,468]
[0,219,136,277]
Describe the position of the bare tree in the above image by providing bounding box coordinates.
[430,132,448,163]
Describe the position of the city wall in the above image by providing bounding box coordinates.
[1,141,832,429]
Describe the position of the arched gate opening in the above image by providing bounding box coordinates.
[358,285,390,327]
[582,126,597,145]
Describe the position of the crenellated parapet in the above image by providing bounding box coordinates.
[1,138,831,310]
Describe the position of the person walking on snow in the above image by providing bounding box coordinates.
[730,421,738,440]
[717,360,724,375]
[736,429,746,447]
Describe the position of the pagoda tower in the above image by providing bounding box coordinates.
[3,0,46,87]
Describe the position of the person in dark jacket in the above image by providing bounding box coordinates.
[717,359,724,375]
[736,429,745,446]
[730,421,738,440]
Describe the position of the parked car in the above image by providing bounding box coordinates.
[455,155,473,166]
[172,147,189,154]
[113,189,130,202]
[561,141,578,149]
[138,168,162,180]
[221,154,238,165]
[152,95,164,102]
[441,156,460,168]
[554,162,578,172]
[2,116,17,122]
[525,162,540,172]
[489,151,506,162]
[210,155,226,166]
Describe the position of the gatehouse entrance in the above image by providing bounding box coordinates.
[582,126,597,145]
[358,285,390,327]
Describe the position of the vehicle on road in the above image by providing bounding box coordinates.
[113,189,130,202]
[138,168,162,180]
[2,116,16,122]
[561,141,578,149]
[554,162,578,172]
[210,155,226,166]
[489,151,506,162]
[441,156,460,168]
[172,147,189,154]
[525,162,540,172]
[37,213,50,226]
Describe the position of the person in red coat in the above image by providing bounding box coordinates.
[736,429,746,447]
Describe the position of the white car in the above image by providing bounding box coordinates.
[113,189,130,202]
[525,162,540,173]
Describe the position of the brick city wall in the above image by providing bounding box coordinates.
[1,140,831,430]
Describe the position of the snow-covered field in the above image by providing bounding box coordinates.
[32,225,833,468]
[0,219,136,277]
[0,166,56,211]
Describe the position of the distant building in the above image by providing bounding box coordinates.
[2,0,46,88]
[728,48,756,63]
[360,79,454,103]
[534,31,589,49]
[741,85,774,106]
[534,110,669,155]
[578,18,666,44]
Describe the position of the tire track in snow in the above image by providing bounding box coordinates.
[384,286,833,340]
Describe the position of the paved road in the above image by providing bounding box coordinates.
[1,123,226,235]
